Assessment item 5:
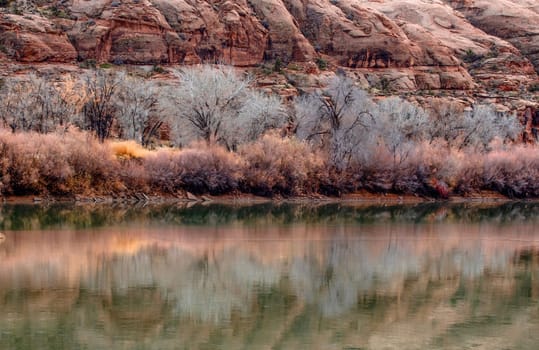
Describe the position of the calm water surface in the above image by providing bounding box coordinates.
[1,203,539,349]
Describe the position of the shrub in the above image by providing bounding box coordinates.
[142,148,183,193]
[177,144,241,194]
[110,140,151,160]
[315,57,328,70]
[479,145,539,198]
[143,143,241,194]
[273,58,283,73]
[0,128,118,195]
[239,133,325,196]
[528,83,539,92]
[462,49,483,63]
[79,59,97,69]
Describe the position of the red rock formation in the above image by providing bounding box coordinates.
[67,0,185,64]
[151,0,269,66]
[0,0,537,99]
[0,14,77,63]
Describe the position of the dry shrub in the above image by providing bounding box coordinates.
[478,145,539,197]
[345,144,433,196]
[0,130,67,194]
[143,143,241,194]
[110,140,151,160]
[109,140,152,193]
[0,128,119,195]
[61,129,119,193]
[4,127,539,199]
[115,158,149,194]
[143,148,183,192]
[178,144,241,194]
[239,133,325,196]
[410,142,539,198]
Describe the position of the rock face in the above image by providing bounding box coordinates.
[0,0,538,95]
[444,0,539,73]
[66,0,270,65]
[360,0,537,91]
[0,14,77,62]
[68,0,187,64]
[150,0,269,65]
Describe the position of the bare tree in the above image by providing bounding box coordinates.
[295,75,376,169]
[376,97,429,167]
[226,91,286,149]
[426,99,465,148]
[427,100,522,152]
[458,104,521,151]
[0,74,76,133]
[166,65,286,148]
[80,69,121,142]
[115,74,163,147]
[168,65,249,146]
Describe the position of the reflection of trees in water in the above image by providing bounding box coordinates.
[1,203,539,348]
[4,202,539,231]
[80,247,281,323]
[2,238,538,349]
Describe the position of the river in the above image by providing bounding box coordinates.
[0,202,538,349]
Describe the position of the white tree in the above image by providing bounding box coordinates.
[0,74,76,133]
[427,101,522,152]
[167,65,286,148]
[115,74,163,146]
[295,75,377,169]
[227,91,285,148]
[375,97,429,167]
[459,104,521,151]
[426,99,465,147]
[168,65,247,146]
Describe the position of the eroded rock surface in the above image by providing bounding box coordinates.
[0,0,538,97]
[444,0,539,73]
[0,14,77,62]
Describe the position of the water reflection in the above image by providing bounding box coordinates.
[1,203,539,349]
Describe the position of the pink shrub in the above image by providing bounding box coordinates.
[239,133,326,196]
[2,127,539,199]
[0,128,119,195]
[176,143,241,194]
[143,143,241,194]
[143,149,184,192]
[481,146,539,197]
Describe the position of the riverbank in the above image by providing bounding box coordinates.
[0,190,517,206]
[2,129,539,203]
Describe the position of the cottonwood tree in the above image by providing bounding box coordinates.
[427,100,522,151]
[80,69,121,142]
[458,105,521,151]
[426,99,466,148]
[115,75,163,147]
[226,91,285,148]
[375,97,429,167]
[0,74,76,133]
[295,75,376,169]
[167,65,286,148]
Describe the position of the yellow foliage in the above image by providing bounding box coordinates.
[110,140,151,159]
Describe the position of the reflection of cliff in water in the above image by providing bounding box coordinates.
[1,204,539,349]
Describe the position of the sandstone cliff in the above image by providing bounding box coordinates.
[0,0,538,107]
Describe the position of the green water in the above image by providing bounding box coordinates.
[1,202,539,350]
